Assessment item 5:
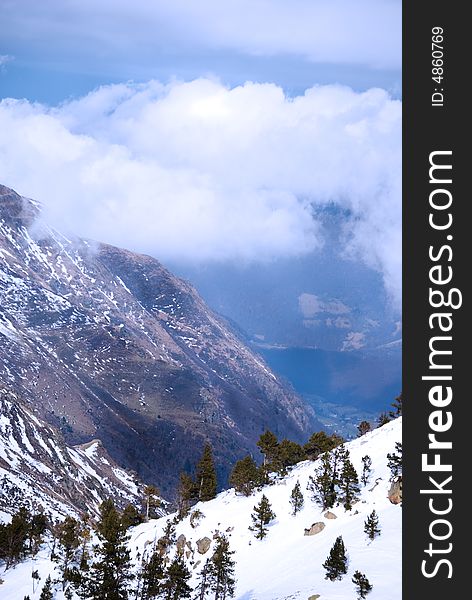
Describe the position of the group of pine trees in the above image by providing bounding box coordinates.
[0,506,48,569]
[229,428,345,499]
[307,444,360,511]
[9,495,235,600]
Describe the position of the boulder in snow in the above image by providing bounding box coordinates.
[388,476,402,504]
[197,536,212,554]
[304,522,325,536]
[324,511,337,520]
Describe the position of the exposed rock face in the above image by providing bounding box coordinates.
[0,185,320,495]
[0,387,144,519]
[304,522,325,536]
[324,511,337,519]
[388,476,402,504]
[308,595,320,600]
[196,537,212,554]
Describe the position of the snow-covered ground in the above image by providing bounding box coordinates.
[0,418,401,599]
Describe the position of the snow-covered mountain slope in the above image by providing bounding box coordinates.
[0,184,320,494]
[0,418,401,600]
[0,387,142,521]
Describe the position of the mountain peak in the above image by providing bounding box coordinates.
[0,184,40,228]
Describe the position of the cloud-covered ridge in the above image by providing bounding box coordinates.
[0,79,401,306]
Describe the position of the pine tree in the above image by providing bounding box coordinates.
[89,499,134,600]
[303,431,344,460]
[387,442,402,480]
[196,444,217,502]
[141,549,166,599]
[323,536,348,581]
[360,455,372,487]
[377,412,391,427]
[177,472,197,518]
[29,512,48,555]
[1,506,31,568]
[277,439,305,474]
[289,481,304,515]
[339,452,360,511]
[163,556,192,599]
[56,515,81,589]
[39,575,54,600]
[364,510,381,541]
[352,570,373,598]
[307,452,336,509]
[207,533,236,599]
[229,455,260,496]
[194,560,210,600]
[389,392,402,418]
[357,421,371,437]
[249,494,276,540]
[122,503,144,529]
[256,430,279,467]
[143,485,162,520]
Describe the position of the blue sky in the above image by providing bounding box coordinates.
[0,0,401,103]
[0,1,402,309]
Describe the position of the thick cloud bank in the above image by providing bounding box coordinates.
[0,79,401,305]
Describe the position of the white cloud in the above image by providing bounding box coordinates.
[0,79,401,305]
[0,1,400,70]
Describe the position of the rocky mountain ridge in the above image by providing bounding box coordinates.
[0,184,319,495]
[0,387,143,520]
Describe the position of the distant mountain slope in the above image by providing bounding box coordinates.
[0,387,143,520]
[0,184,319,494]
[0,418,402,600]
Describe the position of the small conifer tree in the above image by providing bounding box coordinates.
[357,421,371,437]
[177,472,197,518]
[307,452,336,509]
[121,503,144,529]
[387,442,403,480]
[141,549,166,599]
[389,392,402,418]
[229,456,260,496]
[377,412,391,427]
[207,533,236,599]
[277,439,305,474]
[364,510,381,541]
[303,431,343,460]
[249,495,276,540]
[196,444,218,502]
[162,555,192,599]
[256,430,279,467]
[352,570,373,598]
[39,575,54,600]
[289,481,304,515]
[143,485,162,520]
[89,499,134,600]
[323,536,348,581]
[360,455,372,487]
[339,452,360,511]
[194,559,210,600]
